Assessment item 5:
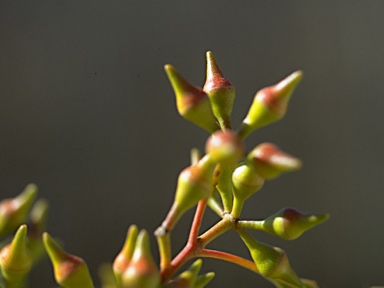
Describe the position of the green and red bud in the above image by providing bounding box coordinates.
[203,51,235,129]
[0,184,38,238]
[165,64,219,133]
[161,155,216,231]
[238,71,303,139]
[262,208,329,240]
[0,225,33,288]
[113,225,139,283]
[238,229,303,287]
[247,143,302,179]
[121,230,160,288]
[43,232,94,288]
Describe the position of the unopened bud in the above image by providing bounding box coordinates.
[205,130,244,166]
[121,230,160,288]
[165,259,202,288]
[247,143,302,179]
[238,71,303,139]
[0,225,32,287]
[263,208,329,240]
[165,64,219,133]
[98,263,119,288]
[0,184,37,237]
[113,225,139,283]
[43,232,94,288]
[203,51,235,129]
[238,229,303,287]
[301,278,319,288]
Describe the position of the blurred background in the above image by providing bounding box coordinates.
[1,1,383,287]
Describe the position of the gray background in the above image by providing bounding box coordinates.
[1,1,384,287]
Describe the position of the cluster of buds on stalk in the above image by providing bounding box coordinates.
[0,51,330,288]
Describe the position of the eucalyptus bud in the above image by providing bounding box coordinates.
[165,259,202,288]
[121,230,160,288]
[43,232,94,288]
[203,51,235,129]
[0,225,32,288]
[238,71,303,139]
[0,184,37,237]
[247,143,302,179]
[165,64,219,133]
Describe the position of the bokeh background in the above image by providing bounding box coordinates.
[1,1,384,287]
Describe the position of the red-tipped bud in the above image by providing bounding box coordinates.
[238,71,303,139]
[263,208,329,240]
[205,130,244,166]
[43,232,94,288]
[113,225,139,283]
[0,225,33,286]
[121,230,160,288]
[0,184,37,238]
[203,51,235,129]
[165,65,219,133]
[247,143,302,179]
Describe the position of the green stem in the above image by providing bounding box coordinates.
[198,215,233,247]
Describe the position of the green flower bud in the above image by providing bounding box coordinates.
[238,229,303,287]
[43,232,94,288]
[262,208,329,240]
[165,259,202,288]
[113,225,139,283]
[194,272,215,288]
[0,184,37,238]
[161,155,216,231]
[205,130,244,166]
[238,71,303,139]
[203,51,235,129]
[0,225,32,288]
[165,64,219,133]
[98,263,119,288]
[121,230,160,288]
[247,143,302,179]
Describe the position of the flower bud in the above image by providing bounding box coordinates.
[43,232,94,288]
[98,263,119,288]
[165,64,219,133]
[238,71,303,139]
[238,229,303,287]
[262,208,329,240]
[247,143,302,179]
[203,51,235,129]
[301,278,319,288]
[205,130,244,166]
[194,272,215,288]
[0,225,32,287]
[161,156,216,231]
[165,259,202,288]
[0,184,37,237]
[113,225,139,283]
[121,230,160,288]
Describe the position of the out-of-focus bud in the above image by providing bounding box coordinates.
[0,225,32,288]
[237,229,303,287]
[203,51,235,129]
[205,130,244,166]
[0,184,37,238]
[160,155,216,231]
[231,164,264,218]
[43,232,94,288]
[165,259,202,288]
[262,208,329,240]
[98,263,119,288]
[113,225,139,284]
[165,64,219,133]
[121,230,160,288]
[238,71,303,139]
[194,272,215,288]
[28,198,49,263]
[301,278,319,288]
[247,143,302,179]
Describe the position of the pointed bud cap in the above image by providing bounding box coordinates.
[165,259,202,288]
[238,71,303,139]
[0,184,38,237]
[0,225,33,283]
[121,230,160,288]
[28,199,49,263]
[232,164,264,202]
[263,208,329,240]
[206,130,244,166]
[247,143,302,179]
[43,232,94,288]
[238,229,303,287]
[203,51,235,129]
[165,65,219,133]
[113,225,139,281]
[194,272,215,288]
